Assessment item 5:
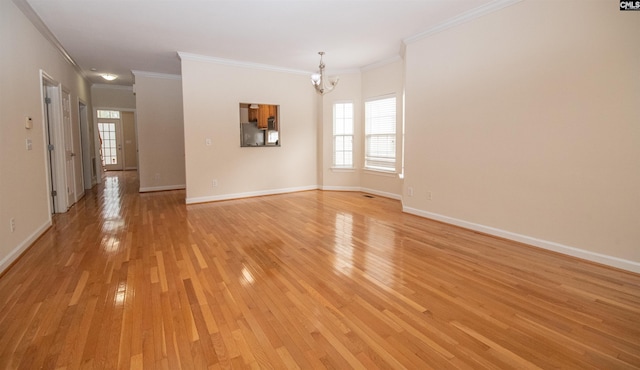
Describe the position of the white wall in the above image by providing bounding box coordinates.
[403,0,640,271]
[360,59,405,199]
[133,72,185,192]
[180,54,318,203]
[122,111,137,170]
[91,84,136,110]
[0,0,91,272]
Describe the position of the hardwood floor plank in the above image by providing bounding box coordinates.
[1,171,639,369]
[451,321,541,369]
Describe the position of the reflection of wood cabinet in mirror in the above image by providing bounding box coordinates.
[248,108,258,122]
[249,104,278,130]
[258,105,269,129]
[245,104,277,125]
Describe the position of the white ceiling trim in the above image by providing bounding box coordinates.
[12,0,82,74]
[178,52,311,76]
[91,84,133,91]
[131,70,181,80]
[178,52,361,77]
[403,0,523,44]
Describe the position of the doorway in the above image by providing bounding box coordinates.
[98,116,124,171]
[41,72,70,213]
[41,71,85,213]
[96,109,138,174]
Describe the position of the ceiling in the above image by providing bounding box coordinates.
[21,0,496,86]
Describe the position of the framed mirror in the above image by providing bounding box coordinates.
[239,103,280,147]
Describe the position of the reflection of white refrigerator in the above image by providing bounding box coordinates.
[241,122,265,146]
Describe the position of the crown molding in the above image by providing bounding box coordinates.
[403,0,523,44]
[91,84,133,91]
[178,52,312,75]
[12,0,84,77]
[131,70,181,80]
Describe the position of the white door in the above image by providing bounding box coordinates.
[98,118,124,171]
[62,90,76,205]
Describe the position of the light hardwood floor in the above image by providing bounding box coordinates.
[1,171,639,369]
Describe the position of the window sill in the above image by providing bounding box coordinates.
[363,168,398,177]
[331,167,356,173]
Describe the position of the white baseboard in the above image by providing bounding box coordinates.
[139,184,186,193]
[0,220,52,274]
[360,187,402,200]
[321,185,361,192]
[186,185,319,204]
[321,185,402,201]
[403,206,640,274]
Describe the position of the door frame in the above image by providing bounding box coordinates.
[41,70,70,213]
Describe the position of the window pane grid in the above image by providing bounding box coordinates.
[97,110,120,119]
[98,122,118,166]
[333,103,354,168]
[334,135,353,167]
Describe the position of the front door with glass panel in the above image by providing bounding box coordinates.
[97,109,124,171]
[98,118,123,171]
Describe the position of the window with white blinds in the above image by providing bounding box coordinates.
[333,102,354,168]
[365,96,396,172]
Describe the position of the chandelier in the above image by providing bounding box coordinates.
[310,52,339,95]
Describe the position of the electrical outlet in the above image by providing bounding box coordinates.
[205,138,212,146]
[10,218,15,232]
[212,179,218,187]
[154,173,160,181]
[408,187,414,197]
[427,191,432,201]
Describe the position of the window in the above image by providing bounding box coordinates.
[333,102,354,168]
[365,96,396,172]
[97,110,120,119]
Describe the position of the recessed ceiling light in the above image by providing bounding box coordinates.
[101,73,117,81]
